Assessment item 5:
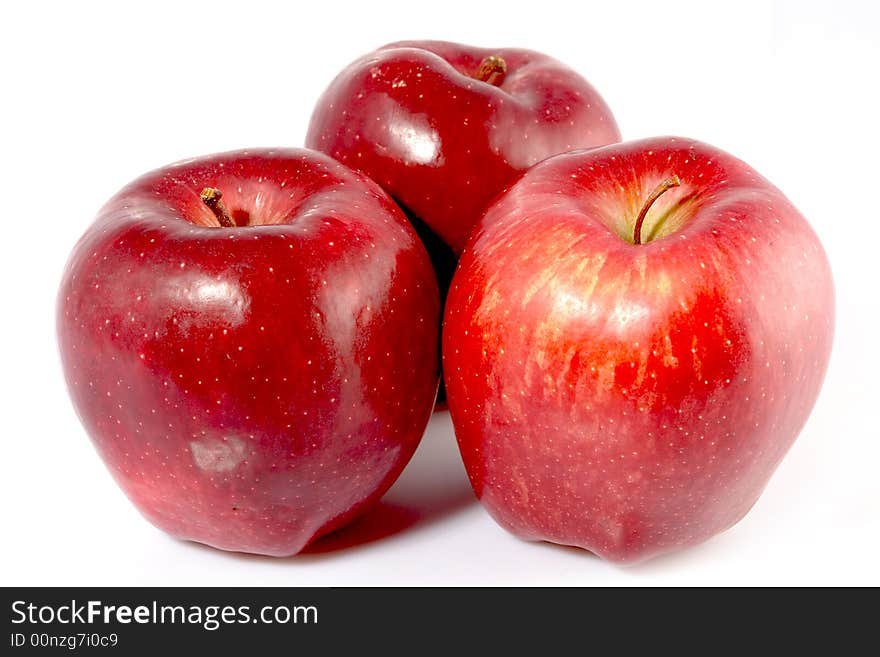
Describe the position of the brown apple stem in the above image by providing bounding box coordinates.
[200,187,235,228]
[632,175,681,245]
[474,55,507,86]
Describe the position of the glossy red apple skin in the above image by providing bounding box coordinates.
[57,149,440,556]
[306,40,621,255]
[443,137,834,563]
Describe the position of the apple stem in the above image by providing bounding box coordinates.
[200,187,235,228]
[474,55,507,86]
[632,175,681,245]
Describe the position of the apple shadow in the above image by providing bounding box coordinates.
[529,528,739,574]
[528,539,601,561]
[298,410,475,557]
[176,411,475,563]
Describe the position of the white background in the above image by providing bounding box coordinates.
[2,0,878,586]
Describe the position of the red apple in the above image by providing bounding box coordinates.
[57,148,440,556]
[306,40,621,256]
[443,137,834,563]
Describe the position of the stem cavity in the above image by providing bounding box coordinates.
[633,175,681,245]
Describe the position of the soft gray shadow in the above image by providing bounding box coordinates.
[381,410,475,521]
[176,412,475,561]
[299,410,476,557]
